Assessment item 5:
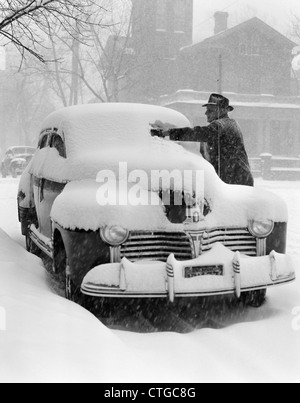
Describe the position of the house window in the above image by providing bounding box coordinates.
[250,33,260,56]
[239,33,260,56]
[156,0,168,30]
[174,0,186,32]
[239,43,247,55]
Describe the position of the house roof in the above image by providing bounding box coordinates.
[182,17,296,53]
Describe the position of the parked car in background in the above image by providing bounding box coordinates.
[17,103,295,309]
[1,146,35,178]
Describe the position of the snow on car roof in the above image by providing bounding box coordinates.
[33,102,220,193]
[41,103,191,156]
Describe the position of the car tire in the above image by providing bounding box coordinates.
[25,234,41,257]
[240,289,267,308]
[65,270,77,301]
[54,243,81,302]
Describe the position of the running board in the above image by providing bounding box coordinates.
[28,225,53,259]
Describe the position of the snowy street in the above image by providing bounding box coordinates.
[0,177,299,383]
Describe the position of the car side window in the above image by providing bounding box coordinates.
[39,135,48,149]
[50,134,66,158]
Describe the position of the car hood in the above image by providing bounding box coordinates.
[30,138,221,197]
[50,178,288,232]
[29,140,288,231]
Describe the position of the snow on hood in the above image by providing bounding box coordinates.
[51,179,288,232]
[206,183,288,227]
[28,145,288,231]
[30,137,215,179]
[51,180,174,232]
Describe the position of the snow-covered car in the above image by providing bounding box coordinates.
[17,103,295,307]
[1,146,35,178]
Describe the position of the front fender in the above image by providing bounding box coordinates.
[52,224,111,285]
[266,222,287,254]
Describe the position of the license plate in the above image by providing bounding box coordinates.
[184,265,224,278]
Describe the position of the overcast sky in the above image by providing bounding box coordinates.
[193,0,300,42]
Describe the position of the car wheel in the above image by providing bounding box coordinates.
[54,244,81,302]
[65,267,84,303]
[25,234,41,256]
[240,289,267,308]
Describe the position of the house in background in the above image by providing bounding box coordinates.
[130,0,194,101]
[105,0,300,158]
[105,0,194,102]
[160,12,300,158]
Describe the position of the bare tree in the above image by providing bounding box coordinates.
[0,0,109,63]
[29,0,135,105]
[0,50,55,150]
[38,0,167,105]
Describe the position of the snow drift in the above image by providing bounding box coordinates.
[0,179,300,383]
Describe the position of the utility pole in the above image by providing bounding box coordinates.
[217,52,223,94]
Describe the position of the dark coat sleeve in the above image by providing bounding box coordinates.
[169,124,219,142]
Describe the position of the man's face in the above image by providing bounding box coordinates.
[205,106,219,123]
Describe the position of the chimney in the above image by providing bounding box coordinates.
[214,11,229,35]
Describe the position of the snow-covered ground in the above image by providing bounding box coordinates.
[0,177,299,383]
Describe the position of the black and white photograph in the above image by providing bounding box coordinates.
[0,0,299,384]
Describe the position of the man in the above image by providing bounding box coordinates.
[151,93,254,187]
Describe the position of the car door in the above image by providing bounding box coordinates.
[39,179,66,238]
[32,133,49,235]
[37,133,67,239]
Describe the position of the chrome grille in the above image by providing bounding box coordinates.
[120,228,257,263]
[120,232,193,262]
[202,228,257,256]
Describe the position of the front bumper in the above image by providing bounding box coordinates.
[81,243,295,301]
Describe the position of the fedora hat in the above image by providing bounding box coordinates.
[203,93,234,111]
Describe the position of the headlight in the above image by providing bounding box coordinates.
[248,219,274,238]
[100,225,129,246]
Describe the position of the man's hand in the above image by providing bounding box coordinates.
[150,120,176,137]
[150,128,166,138]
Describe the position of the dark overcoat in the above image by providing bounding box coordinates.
[168,117,254,187]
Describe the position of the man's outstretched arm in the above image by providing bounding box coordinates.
[151,126,202,141]
[150,122,219,142]
[168,127,199,142]
[168,125,219,142]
